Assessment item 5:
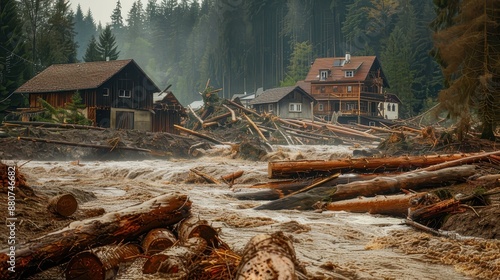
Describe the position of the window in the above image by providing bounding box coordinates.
[102,88,110,96]
[119,89,131,98]
[320,70,328,81]
[289,103,302,112]
[268,104,274,112]
[347,86,352,92]
[318,104,324,111]
[387,104,391,111]
[369,121,376,126]
[345,71,354,77]
[392,104,396,111]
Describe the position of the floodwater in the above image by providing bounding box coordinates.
[16,144,491,279]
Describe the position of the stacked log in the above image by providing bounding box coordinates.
[65,243,141,280]
[47,193,78,217]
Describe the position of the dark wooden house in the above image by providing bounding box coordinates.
[301,54,401,126]
[14,59,183,132]
[152,91,186,133]
[249,86,316,119]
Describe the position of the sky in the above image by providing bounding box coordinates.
[70,0,134,26]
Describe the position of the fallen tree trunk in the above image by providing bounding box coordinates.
[268,153,479,179]
[174,124,225,145]
[178,216,220,249]
[65,243,141,280]
[17,137,152,153]
[316,192,427,217]
[47,193,78,217]
[0,193,191,279]
[408,198,461,222]
[234,232,307,280]
[3,121,106,130]
[190,168,222,184]
[255,165,476,210]
[221,170,244,186]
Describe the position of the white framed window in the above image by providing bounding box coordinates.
[103,88,110,96]
[268,104,274,112]
[318,104,324,111]
[347,85,352,92]
[289,103,302,112]
[369,121,376,126]
[320,70,328,81]
[119,89,131,98]
[345,71,354,77]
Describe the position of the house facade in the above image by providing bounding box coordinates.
[302,54,401,126]
[14,60,183,132]
[249,86,316,119]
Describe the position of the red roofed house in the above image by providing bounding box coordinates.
[302,53,401,126]
[15,59,184,132]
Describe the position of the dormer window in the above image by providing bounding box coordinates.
[320,70,328,81]
[345,71,354,77]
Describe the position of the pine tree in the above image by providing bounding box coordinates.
[282,41,313,86]
[38,0,77,66]
[65,92,91,125]
[73,4,86,60]
[0,0,28,121]
[433,0,500,140]
[97,26,120,61]
[83,35,100,62]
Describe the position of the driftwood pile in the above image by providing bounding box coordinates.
[0,163,306,280]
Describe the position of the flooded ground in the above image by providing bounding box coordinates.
[5,145,499,279]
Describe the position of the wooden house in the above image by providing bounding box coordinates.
[302,54,401,126]
[152,91,187,133]
[14,59,183,132]
[249,86,316,119]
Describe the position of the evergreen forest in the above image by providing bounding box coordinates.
[1,0,499,138]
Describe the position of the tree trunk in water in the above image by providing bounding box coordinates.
[0,193,191,279]
[65,243,141,280]
[234,232,306,280]
[316,192,427,217]
[255,165,476,210]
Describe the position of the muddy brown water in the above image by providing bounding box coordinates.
[5,145,498,279]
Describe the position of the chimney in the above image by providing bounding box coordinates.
[345,52,351,63]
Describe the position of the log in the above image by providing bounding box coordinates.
[316,192,427,217]
[17,137,152,153]
[0,193,191,279]
[65,243,141,280]
[234,232,306,280]
[255,165,476,210]
[221,170,244,186]
[226,99,261,118]
[3,121,106,130]
[242,113,268,143]
[141,228,177,255]
[174,124,224,145]
[142,237,207,275]
[190,168,222,185]
[47,193,78,217]
[408,198,462,222]
[178,216,220,249]
[203,112,232,123]
[268,153,480,179]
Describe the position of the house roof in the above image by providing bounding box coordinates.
[249,86,315,105]
[305,56,389,88]
[15,59,159,93]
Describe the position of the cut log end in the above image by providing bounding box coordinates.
[65,252,108,280]
[141,228,177,255]
[48,193,78,217]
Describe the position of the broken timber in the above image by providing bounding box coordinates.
[174,124,225,145]
[0,193,191,279]
[268,153,487,179]
[255,165,476,210]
